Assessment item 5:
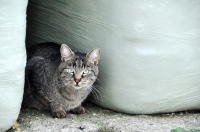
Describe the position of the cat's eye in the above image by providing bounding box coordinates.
[65,68,74,73]
[83,69,89,74]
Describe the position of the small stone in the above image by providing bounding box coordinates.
[79,126,85,130]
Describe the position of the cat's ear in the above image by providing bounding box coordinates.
[60,44,74,62]
[86,48,100,65]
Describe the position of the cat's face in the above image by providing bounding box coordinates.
[59,44,100,90]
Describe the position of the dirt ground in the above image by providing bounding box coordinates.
[8,102,200,132]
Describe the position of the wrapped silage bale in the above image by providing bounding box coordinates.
[26,0,200,114]
[0,0,27,131]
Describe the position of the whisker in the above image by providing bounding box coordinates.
[95,78,102,83]
[91,89,99,99]
[93,85,104,91]
[91,85,103,101]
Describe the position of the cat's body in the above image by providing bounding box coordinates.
[22,42,100,118]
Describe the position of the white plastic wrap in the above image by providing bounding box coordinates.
[26,0,200,114]
[0,0,27,131]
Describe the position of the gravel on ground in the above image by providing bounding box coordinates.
[7,103,200,132]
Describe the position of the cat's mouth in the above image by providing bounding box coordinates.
[72,85,83,89]
[71,81,83,89]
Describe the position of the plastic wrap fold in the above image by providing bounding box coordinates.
[26,0,200,114]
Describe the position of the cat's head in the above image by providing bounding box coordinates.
[59,44,100,90]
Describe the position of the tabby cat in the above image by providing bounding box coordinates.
[22,42,100,118]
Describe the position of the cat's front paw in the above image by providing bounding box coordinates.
[52,109,67,118]
[50,103,67,118]
[72,106,85,114]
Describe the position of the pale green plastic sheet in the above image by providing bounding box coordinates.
[0,0,27,131]
[26,0,200,114]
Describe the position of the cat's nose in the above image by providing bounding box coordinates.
[74,78,81,84]
[74,74,81,84]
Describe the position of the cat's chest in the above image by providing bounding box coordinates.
[58,88,90,110]
[62,87,90,101]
